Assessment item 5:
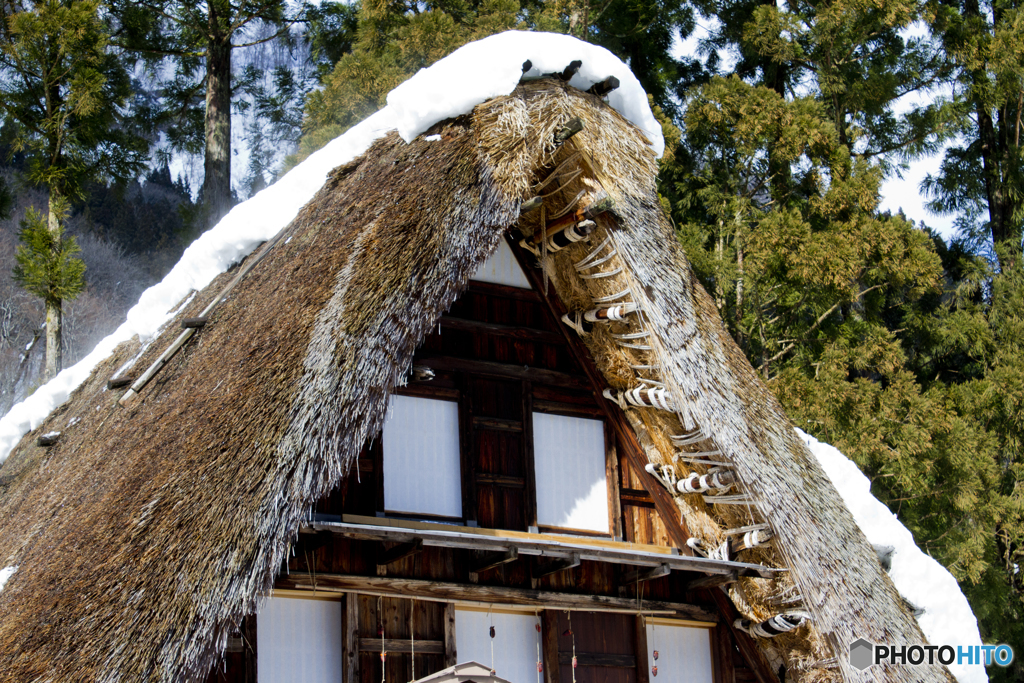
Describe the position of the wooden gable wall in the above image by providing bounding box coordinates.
[204,235,775,683]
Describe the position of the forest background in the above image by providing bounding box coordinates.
[0,0,1020,676]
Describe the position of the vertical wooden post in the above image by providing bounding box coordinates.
[634,615,650,683]
[522,380,538,530]
[373,438,384,515]
[457,376,477,525]
[712,622,736,683]
[541,610,560,683]
[242,612,257,683]
[605,422,623,539]
[344,593,360,683]
[444,602,458,667]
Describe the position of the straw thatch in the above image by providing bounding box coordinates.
[0,78,951,683]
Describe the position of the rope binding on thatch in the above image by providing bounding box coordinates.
[735,613,811,639]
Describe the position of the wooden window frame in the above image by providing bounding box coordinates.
[383,382,623,538]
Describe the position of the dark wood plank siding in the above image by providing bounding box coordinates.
[553,612,637,683]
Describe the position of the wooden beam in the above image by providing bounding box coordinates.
[106,377,133,390]
[553,117,584,144]
[439,316,564,345]
[687,571,738,591]
[532,552,581,581]
[713,623,736,683]
[542,610,561,683]
[620,488,656,508]
[621,563,671,585]
[606,421,624,539]
[474,473,525,488]
[377,539,423,568]
[505,235,691,550]
[415,356,589,391]
[181,316,208,328]
[276,573,719,622]
[35,433,59,447]
[465,280,542,302]
[358,638,444,654]
[310,520,774,577]
[472,416,523,432]
[444,602,457,667]
[523,381,539,531]
[344,593,360,683]
[557,652,635,667]
[471,548,519,574]
[709,589,778,683]
[457,373,477,527]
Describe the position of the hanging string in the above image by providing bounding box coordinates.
[489,605,496,675]
[379,596,386,683]
[535,611,543,683]
[568,611,577,683]
[651,621,659,677]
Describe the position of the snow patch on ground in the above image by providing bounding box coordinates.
[0,566,16,593]
[797,429,986,683]
[0,31,662,464]
[387,31,664,156]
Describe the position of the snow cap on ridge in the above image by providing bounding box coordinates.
[387,31,665,157]
[798,429,986,683]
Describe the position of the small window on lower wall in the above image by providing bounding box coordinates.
[532,412,609,533]
[645,618,714,682]
[383,395,462,519]
[454,608,540,683]
[257,596,342,683]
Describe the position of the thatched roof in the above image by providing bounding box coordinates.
[0,78,951,682]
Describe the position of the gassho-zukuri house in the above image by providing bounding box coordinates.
[0,31,973,683]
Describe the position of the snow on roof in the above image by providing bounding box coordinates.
[798,429,986,683]
[387,31,664,156]
[0,30,661,464]
[0,566,16,594]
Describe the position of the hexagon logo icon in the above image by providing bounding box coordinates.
[849,638,874,671]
